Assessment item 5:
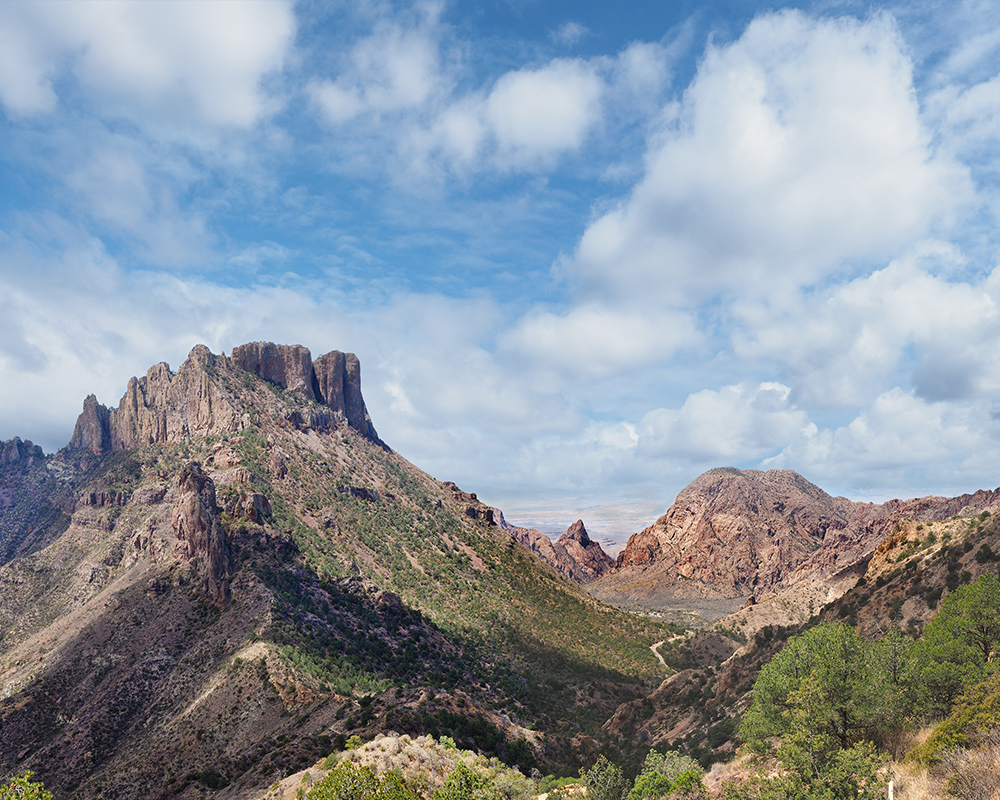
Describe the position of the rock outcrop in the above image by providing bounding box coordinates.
[595,467,1000,604]
[0,437,43,466]
[556,520,615,582]
[230,342,316,401]
[65,342,380,456]
[68,395,111,455]
[172,461,231,602]
[498,512,613,584]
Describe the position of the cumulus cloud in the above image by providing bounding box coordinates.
[499,304,700,382]
[0,0,295,127]
[637,382,811,463]
[484,59,603,168]
[388,56,605,173]
[767,389,989,492]
[310,5,445,124]
[309,6,613,175]
[734,242,1000,408]
[566,10,972,304]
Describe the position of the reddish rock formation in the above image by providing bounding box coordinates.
[0,438,43,466]
[68,395,111,455]
[595,467,1000,604]
[65,342,381,456]
[231,342,316,401]
[498,512,613,584]
[172,461,230,603]
[557,520,615,582]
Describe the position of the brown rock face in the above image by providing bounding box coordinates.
[172,462,230,602]
[313,349,378,439]
[65,342,381,456]
[557,520,615,583]
[598,467,1000,604]
[498,512,613,584]
[230,342,316,401]
[68,395,111,455]
[1,438,43,465]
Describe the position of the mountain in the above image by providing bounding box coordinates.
[589,467,1000,618]
[0,343,671,800]
[497,513,614,584]
[590,494,1000,776]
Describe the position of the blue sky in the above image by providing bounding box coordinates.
[2,0,1000,546]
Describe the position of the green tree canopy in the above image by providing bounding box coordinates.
[912,574,1000,713]
[740,622,909,756]
[0,773,53,800]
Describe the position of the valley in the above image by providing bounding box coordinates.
[2,342,1000,799]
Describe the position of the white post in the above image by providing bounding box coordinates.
[888,778,894,800]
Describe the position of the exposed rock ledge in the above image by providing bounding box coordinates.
[67,342,380,455]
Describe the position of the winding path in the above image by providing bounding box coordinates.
[650,640,667,668]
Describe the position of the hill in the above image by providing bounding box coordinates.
[589,466,1000,622]
[0,343,672,799]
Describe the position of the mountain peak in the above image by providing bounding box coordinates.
[559,519,591,547]
[66,342,380,456]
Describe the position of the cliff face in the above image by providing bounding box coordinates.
[172,461,231,603]
[594,467,1000,604]
[67,342,379,456]
[498,513,613,584]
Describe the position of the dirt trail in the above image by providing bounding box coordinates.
[650,641,667,668]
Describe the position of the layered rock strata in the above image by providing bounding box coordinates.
[67,342,379,456]
[597,467,1000,603]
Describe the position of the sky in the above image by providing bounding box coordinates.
[2,0,1000,547]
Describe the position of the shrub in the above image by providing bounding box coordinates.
[0,773,52,800]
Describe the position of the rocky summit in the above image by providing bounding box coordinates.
[67,342,379,457]
[496,513,614,584]
[0,342,670,800]
[590,467,1000,614]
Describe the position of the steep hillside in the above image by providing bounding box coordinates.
[590,467,1000,618]
[0,343,671,799]
[587,506,1000,777]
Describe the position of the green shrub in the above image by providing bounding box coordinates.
[911,672,1000,763]
[307,761,419,800]
[0,773,52,800]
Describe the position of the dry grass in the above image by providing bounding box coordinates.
[935,728,1000,800]
[888,760,935,800]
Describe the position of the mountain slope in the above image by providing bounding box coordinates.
[590,467,1000,617]
[0,343,671,799]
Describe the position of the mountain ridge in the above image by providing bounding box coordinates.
[590,466,1000,617]
[0,342,671,799]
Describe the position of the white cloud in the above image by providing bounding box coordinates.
[734,242,1000,408]
[499,304,700,382]
[550,22,587,47]
[63,146,213,267]
[566,10,972,304]
[768,389,989,492]
[485,59,603,169]
[637,382,811,463]
[309,6,611,176]
[0,0,294,127]
[310,6,444,124]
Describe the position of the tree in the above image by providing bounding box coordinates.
[912,574,1000,714]
[740,622,902,753]
[582,756,629,800]
[627,750,705,800]
[307,761,420,800]
[0,773,52,800]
